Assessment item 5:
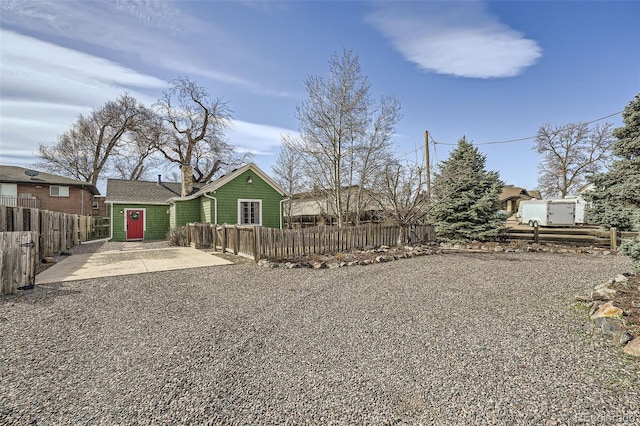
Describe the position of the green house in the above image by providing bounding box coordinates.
[105,163,286,242]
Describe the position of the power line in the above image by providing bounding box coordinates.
[397,144,424,159]
[431,135,439,164]
[431,110,622,146]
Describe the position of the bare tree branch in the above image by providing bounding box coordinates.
[153,76,244,196]
[285,50,401,226]
[37,93,156,185]
[534,122,614,198]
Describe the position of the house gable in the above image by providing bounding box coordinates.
[169,164,285,228]
[213,169,283,227]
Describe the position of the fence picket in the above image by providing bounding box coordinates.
[183,223,436,262]
[1,231,37,295]
[0,206,89,259]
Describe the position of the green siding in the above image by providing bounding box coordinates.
[172,198,201,226]
[200,197,213,223]
[214,170,283,228]
[166,169,284,230]
[111,203,170,242]
[110,168,284,241]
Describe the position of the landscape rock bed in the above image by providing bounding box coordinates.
[3,250,639,424]
[576,273,640,358]
[259,241,618,269]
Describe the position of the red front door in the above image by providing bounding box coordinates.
[126,209,144,240]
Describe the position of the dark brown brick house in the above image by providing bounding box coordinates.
[0,165,100,216]
[499,185,541,215]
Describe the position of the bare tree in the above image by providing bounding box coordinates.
[535,122,614,198]
[375,161,428,225]
[350,95,401,224]
[287,50,401,226]
[192,140,249,183]
[372,160,429,244]
[272,136,308,226]
[153,76,244,196]
[37,93,153,185]
[110,113,166,180]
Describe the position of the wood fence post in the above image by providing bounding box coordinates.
[533,224,539,244]
[233,226,239,255]
[74,215,80,246]
[221,225,227,253]
[254,226,261,262]
[610,227,617,251]
[15,207,24,231]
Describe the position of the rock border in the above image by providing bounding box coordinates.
[258,241,617,270]
[575,274,640,358]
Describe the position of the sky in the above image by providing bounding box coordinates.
[1,0,639,194]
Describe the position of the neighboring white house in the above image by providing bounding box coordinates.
[284,186,381,227]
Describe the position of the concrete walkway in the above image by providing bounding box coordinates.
[36,247,233,284]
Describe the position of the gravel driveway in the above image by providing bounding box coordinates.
[1,251,639,425]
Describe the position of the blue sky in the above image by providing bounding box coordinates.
[1,0,639,193]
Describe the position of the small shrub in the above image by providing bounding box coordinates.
[167,226,188,246]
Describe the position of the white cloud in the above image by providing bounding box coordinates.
[0,2,293,172]
[169,63,295,99]
[366,2,542,78]
[0,28,292,169]
[228,120,295,156]
[0,0,285,96]
[0,30,168,165]
[1,31,166,103]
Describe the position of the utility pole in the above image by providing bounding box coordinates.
[424,130,431,204]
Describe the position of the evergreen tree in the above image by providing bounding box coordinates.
[429,137,505,242]
[586,94,640,230]
[586,93,640,271]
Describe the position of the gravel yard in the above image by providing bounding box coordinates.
[1,251,639,425]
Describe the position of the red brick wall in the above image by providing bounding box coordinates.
[93,196,109,217]
[17,183,95,216]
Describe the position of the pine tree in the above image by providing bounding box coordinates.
[586,93,640,271]
[429,137,505,242]
[586,94,640,231]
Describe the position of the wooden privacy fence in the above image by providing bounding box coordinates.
[1,231,38,295]
[186,223,435,261]
[504,226,639,250]
[0,206,85,258]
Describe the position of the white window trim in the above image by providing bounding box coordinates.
[50,185,70,197]
[237,199,262,226]
[124,208,146,233]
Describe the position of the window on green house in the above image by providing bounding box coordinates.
[238,199,261,225]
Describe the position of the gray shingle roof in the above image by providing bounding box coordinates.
[499,185,532,202]
[105,163,282,204]
[105,179,199,204]
[0,165,100,195]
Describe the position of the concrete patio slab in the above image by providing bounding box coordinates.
[36,247,233,284]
